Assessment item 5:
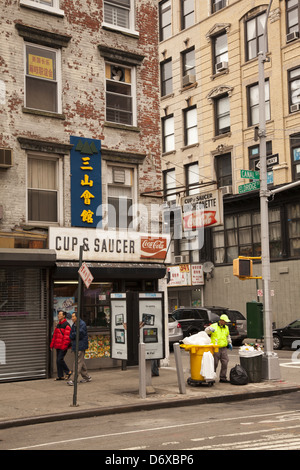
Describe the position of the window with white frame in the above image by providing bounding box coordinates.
[162,115,175,153]
[107,165,134,229]
[25,43,61,114]
[248,80,270,126]
[105,63,135,126]
[215,94,230,135]
[286,0,300,36]
[289,66,300,111]
[213,32,228,73]
[103,0,136,34]
[185,162,199,195]
[27,154,61,223]
[20,0,64,15]
[164,168,176,202]
[183,106,198,146]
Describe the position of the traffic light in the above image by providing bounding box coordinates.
[233,258,253,279]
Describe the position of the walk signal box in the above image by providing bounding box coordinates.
[233,258,253,279]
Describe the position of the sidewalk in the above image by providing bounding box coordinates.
[0,352,299,429]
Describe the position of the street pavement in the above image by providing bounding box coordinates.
[0,348,299,429]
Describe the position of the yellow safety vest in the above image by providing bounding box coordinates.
[209,322,230,348]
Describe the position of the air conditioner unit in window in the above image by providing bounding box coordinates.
[182,74,196,87]
[213,0,226,13]
[220,185,233,196]
[0,148,12,168]
[216,61,228,73]
[286,31,299,43]
[290,103,300,113]
[174,255,189,264]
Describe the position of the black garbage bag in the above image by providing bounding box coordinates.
[230,364,249,385]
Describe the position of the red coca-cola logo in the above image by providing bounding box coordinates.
[183,210,217,229]
[140,237,167,259]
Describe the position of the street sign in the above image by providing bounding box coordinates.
[238,180,260,194]
[78,262,94,288]
[240,169,260,180]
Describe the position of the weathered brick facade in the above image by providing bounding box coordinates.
[0,0,162,237]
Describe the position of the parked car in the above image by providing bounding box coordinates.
[273,320,300,350]
[168,313,183,348]
[170,307,220,338]
[204,306,247,345]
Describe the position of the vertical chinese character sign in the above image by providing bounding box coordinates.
[70,136,102,227]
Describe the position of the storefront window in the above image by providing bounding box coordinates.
[53,282,114,327]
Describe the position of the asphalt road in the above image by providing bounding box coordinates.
[2,392,300,452]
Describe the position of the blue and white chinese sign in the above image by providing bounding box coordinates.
[70,136,102,228]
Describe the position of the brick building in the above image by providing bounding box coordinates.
[159,0,300,328]
[0,0,166,381]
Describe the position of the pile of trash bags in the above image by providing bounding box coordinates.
[181,331,212,345]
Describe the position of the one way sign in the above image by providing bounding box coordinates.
[78,262,94,288]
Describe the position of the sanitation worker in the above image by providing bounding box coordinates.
[205,314,233,383]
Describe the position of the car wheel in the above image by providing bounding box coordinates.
[273,334,282,350]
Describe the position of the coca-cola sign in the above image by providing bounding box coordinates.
[140,237,168,259]
[181,189,223,229]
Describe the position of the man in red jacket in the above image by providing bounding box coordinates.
[50,310,72,381]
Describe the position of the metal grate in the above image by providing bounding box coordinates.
[0,268,48,382]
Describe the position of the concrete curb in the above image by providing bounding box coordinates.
[0,384,298,429]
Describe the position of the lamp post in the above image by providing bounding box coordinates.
[258,0,281,380]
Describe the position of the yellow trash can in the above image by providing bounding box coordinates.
[180,344,219,386]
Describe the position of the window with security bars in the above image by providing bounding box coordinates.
[104,0,131,30]
[0,268,47,319]
[105,63,134,125]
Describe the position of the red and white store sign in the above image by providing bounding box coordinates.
[140,237,168,260]
[182,189,223,230]
[49,227,170,263]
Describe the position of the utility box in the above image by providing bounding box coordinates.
[246,301,264,339]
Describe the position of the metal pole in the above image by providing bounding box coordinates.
[258,0,280,380]
[73,245,83,406]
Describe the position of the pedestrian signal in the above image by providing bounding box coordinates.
[233,258,253,279]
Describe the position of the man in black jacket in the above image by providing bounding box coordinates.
[67,313,92,386]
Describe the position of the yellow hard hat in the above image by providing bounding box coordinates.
[220,314,230,322]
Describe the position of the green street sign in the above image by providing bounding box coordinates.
[238,180,260,194]
[240,169,260,180]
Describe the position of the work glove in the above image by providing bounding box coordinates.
[209,327,215,332]
[228,343,233,350]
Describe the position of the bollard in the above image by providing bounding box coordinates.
[139,342,146,398]
[173,343,186,394]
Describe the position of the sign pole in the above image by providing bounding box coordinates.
[73,245,83,406]
[258,0,280,380]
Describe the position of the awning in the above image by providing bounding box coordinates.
[0,248,56,266]
[53,261,166,280]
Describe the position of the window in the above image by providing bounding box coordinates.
[185,162,199,195]
[27,154,60,223]
[159,0,171,41]
[248,80,270,126]
[25,43,61,113]
[246,12,266,61]
[287,202,300,257]
[213,32,228,73]
[163,169,176,202]
[286,0,299,35]
[211,0,226,14]
[249,142,274,184]
[103,0,136,33]
[162,115,175,153]
[215,153,232,187]
[160,59,173,96]
[215,95,230,135]
[290,133,300,180]
[212,209,282,264]
[105,63,135,126]
[107,165,134,229]
[183,106,198,146]
[182,47,195,79]
[289,66,300,112]
[20,0,64,16]
[181,0,194,30]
